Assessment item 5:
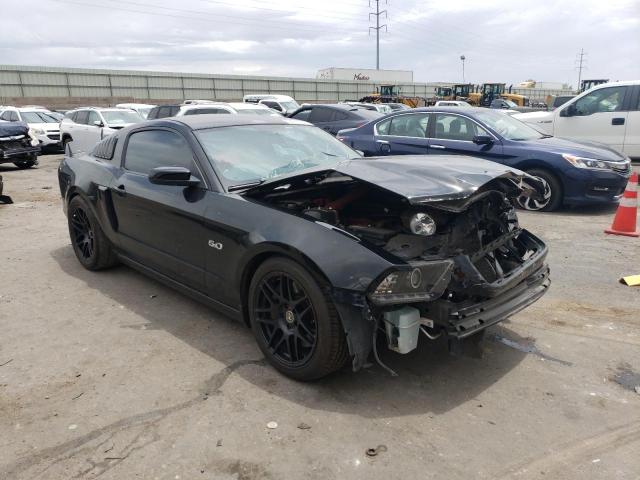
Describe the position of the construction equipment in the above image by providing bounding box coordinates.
[467,83,530,107]
[580,79,608,93]
[359,85,427,108]
[452,83,473,101]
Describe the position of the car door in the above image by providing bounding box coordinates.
[622,85,640,159]
[554,85,631,152]
[373,112,430,155]
[428,112,504,160]
[109,128,209,292]
[85,111,104,151]
[70,110,90,152]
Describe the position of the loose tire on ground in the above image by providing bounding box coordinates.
[67,195,119,270]
[248,257,349,381]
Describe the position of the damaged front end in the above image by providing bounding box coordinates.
[245,160,550,371]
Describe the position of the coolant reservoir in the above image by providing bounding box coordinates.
[383,306,421,354]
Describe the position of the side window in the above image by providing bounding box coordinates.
[10,111,20,122]
[261,101,281,111]
[573,86,628,116]
[87,111,100,126]
[75,111,89,125]
[387,113,429,138]
[291,109,312,121]
[0,111,11,121]
[433,114,488,141]
[334,111,349,121]
[309,107,335,123]
[124,130,194,176]
[375,117,391,135]
[147,107,159,120]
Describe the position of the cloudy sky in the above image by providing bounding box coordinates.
[2,0,639,87]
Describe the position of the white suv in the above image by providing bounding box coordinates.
[60,107,143,154]
[514,80,640,159]
[243,94,300,115]
[0,107,62,149]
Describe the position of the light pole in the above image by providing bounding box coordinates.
[460,55,466,83]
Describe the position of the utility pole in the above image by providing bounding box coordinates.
[369,0,387,70]
[576,48,587,91]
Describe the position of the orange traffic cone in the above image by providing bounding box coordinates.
[605,171,639,237]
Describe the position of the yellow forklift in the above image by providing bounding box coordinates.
[468,83,529,107]
[359,85,427,108]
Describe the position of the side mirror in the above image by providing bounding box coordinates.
[93,120,104,127]
[148,166,200,187]
[473,135,494,145]
[560,104,576,117]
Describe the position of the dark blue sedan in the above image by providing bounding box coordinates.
[337,107,631,211]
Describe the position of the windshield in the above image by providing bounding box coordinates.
[101,110,143,124]
[503,99,518,108]
[475,110,544,141]
[136,107,152,118]
[281,101,299,110]
[196,124,360,188]
[237,108,277,116]
[20,111,59,123]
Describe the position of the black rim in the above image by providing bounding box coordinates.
[70,207,95,260]
[253,272,318,366]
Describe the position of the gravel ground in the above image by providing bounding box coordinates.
[1,154,639,480]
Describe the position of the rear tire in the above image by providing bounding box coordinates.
[67,195,118,270]
[517,168,563,212]
[13,160,36,169]
[248,257,348,381]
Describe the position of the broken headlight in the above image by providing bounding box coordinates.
[369,261,454,305]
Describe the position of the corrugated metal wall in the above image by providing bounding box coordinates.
[0,65,573,106]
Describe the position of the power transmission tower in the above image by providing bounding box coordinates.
[575,48,587,91]
[369,0,387,70]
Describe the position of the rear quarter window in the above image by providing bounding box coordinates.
[91,134,118,160]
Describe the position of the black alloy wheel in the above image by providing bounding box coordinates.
[248,257,348,381]
[253,271,318,366]
[67,196,118,270]
[70,206,95,261]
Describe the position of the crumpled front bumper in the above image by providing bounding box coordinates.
[429,264,549,339]
[424,229,550,338]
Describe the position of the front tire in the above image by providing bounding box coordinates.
[248,257,348,381]
[67,196,118,270]
[517,168,563,212]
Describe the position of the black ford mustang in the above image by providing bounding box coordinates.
[58,115,550,380]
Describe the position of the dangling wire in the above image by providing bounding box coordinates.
[372,322,398,377]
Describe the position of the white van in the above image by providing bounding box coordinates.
[514,80,640,159]
[242,94,300,115]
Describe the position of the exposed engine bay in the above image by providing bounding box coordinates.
[246,172,535,270]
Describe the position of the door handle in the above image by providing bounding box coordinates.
[612,118,625,126]
[430,144,446,149]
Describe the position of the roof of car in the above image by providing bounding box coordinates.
[168,114,308,130]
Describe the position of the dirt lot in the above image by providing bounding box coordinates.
[1,154,639,479]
